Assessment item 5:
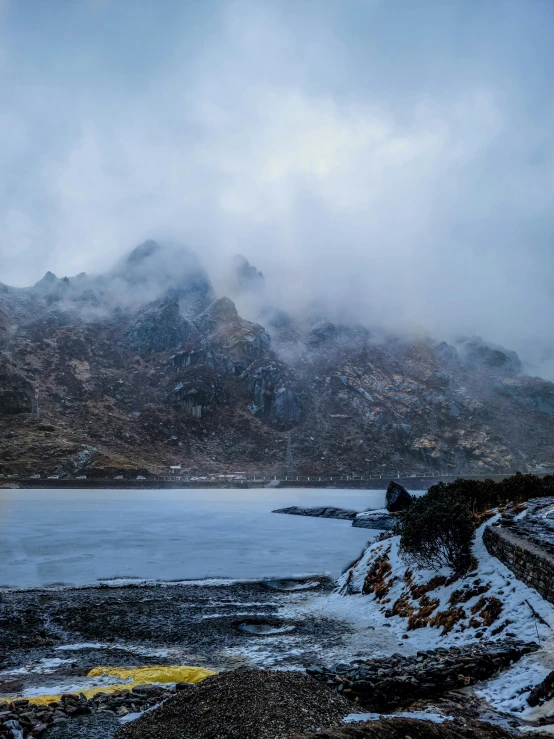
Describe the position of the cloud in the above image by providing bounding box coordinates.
[0,0,553,378]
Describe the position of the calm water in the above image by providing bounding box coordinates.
[0,488,387,588]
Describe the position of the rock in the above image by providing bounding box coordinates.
[457,337,522,374]
[307,640,537,712]
[244,362,301,425]
[170,372,219,419]
[385,481,413,512]
[352,512,395,530]
[125,298,198,355]
[527,670,554,707]
[3,721,23,739]
[231,255,264,294]
[0,357,33,416]
[273,506,358,520]
[116,241,214,316]
[272,387,301,424]
[31,723,49,738]
[195,297,240,332]
[44,712,119,739]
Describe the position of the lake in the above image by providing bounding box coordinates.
[0,488,387,588]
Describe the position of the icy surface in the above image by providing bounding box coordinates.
[0,488,382,587]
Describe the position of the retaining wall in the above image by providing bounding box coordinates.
[483,524,554,605]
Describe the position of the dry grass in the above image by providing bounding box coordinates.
[449,582,490,606]
[429,606,466,635]
[471,596,503,626]
[407,595,440,630]
[362,549,393,599]
[410,575,447,599]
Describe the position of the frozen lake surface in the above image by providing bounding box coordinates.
[0,488,385,588]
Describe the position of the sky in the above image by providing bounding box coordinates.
[0,0,553,376]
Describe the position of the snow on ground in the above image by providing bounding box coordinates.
[344,711,452,724]
[0,658,74,676]
[332,516,553,650]
[302,516,554,723]
[54,642,172,658]
[475,656,554,719]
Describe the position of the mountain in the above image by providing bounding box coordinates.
[1,241,553,478]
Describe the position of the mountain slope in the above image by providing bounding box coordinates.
[0,242,553,477]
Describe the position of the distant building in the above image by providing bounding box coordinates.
[169,465,182,474]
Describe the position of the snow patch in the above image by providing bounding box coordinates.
[344,710,452,724]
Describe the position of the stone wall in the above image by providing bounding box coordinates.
[483,524,554,605]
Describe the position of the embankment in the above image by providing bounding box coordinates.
[483,525,554,606]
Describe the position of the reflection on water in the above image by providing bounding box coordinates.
[0,488,386,588]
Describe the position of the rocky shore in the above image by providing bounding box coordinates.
[273,481,413,531]
[273,506,359,520]
[0,684,176,738]
[0,641,544,739]
[306,640,538,711]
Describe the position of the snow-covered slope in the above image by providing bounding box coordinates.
[331,518,554,722]
[337,517,553,647]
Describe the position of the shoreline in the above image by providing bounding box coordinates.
[2,472,538,491]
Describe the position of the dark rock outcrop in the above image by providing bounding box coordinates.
[44,712,119,738]
[307,640,538,712]
[273,506,358,520]
[528,670,554,707]
[231,254,264,294]
[0,358,33,415]
[457,337,522,375]
[385,481,413,512]
[244,363,301,425]
[170,369,221,418]
[195,297,240,333]
[116,241,214,316]
[352,512,395,530]
[126,299,198,355]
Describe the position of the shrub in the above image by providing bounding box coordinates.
[425,472,554,514]
[397,490,475,576]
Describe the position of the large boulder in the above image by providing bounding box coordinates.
[385,480,413,512]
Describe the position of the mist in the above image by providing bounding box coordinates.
[0,0,553,377]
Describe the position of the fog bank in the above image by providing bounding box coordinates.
[0,0,552,376]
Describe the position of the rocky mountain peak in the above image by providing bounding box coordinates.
[124,239,161,267]
[125,297,198,355]
[33,271,61,289]
[457,337,522,375]
[232,255,264,293]
[1,243,553,477]
[196,297,240,333]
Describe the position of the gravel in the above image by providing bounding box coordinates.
[116,668,352,739]
[290,717,527,739]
